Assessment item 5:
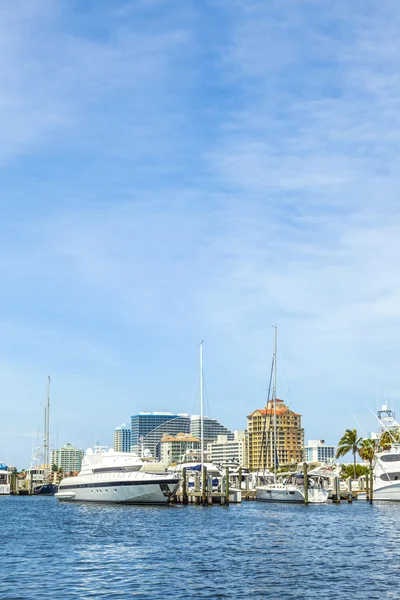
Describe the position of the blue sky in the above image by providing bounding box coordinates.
[1,0,399,467]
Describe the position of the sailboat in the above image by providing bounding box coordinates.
[33,376,58,495]
[256,327,328,504]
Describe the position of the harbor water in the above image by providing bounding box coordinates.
[2,497,400,599]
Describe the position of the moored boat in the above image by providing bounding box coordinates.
[0,464,11,495]
[55,446,180,504]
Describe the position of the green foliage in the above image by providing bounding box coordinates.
[336,428,363,479]
[359,439,375,467]
[340,463,369,479]
[378,430,400,451]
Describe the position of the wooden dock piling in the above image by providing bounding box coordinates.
[202,465,207,506]
[182,468,188,505]
[303,463,309,505]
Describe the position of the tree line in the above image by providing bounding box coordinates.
[336,428,399,479]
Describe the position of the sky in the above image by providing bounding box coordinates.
[1,0,400,468]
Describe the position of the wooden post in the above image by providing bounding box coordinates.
[225,466,230,507]
[369,470,373,505]
[182,468,188,505]
[202,465,207,506]
[303,462,308,506]
[365,471,370,501]
[29,472,33,495]
[347,477,352,503]
[238,467,242,490]
[333,476,340,503]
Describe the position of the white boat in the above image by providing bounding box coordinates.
[56,446,180,504]
[256,473,329,504]
[0,464,11,495]
[358,405,400,501]
[256,327,328,505]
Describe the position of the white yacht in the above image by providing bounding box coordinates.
[55,447,180,504]
[358,405,400,501]
[0,464,11,495]
[256,472,329,504]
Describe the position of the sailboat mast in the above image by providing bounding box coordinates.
[46,375,51,479]
[273,326,277,482]
[43,405,47,475]
[200,341,204,467]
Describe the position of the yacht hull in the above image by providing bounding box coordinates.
[256,486,328,504]
[0,484,11,495]
[56,478,180,505]
[358,482,400,501]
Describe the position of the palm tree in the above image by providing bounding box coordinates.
[378,430,400,451]
[359,438,375,470]
[336,429,362,479]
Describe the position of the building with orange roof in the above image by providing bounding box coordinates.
[245,399,304,471]
[160,432,201,465]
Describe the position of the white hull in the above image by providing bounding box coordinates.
[256,485,328,504]
[358,481,400,501]
[56,474,180,505]
[0,484,10,495]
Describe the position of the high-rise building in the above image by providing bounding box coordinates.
[304,440,336,464]
[207,431,246,467]
[130,412,190,458]
[159,432,200,464]
[51,443,84,473]
[246,399,304,471]
[114,423,132,453]
[190,415,234,450]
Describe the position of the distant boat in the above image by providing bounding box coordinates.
[0,464,11,495]
[33,483,59,496]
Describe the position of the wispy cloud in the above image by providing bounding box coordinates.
[2,0,400,465]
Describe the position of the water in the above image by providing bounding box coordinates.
[1,497,400,599]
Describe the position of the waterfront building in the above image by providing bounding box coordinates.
[245,399,304,471]
[304,440,335,464]
[114,423,132,453]
[207,431,246,467]
[51,443,84,473]
[130,412,190,458]
[159,432,201,464]
[190,415,234,450]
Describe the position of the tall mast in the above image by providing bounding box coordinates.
[43,405,47,474]
[273,326,277,482]
[46,375,51,479]
[200,341,204,467]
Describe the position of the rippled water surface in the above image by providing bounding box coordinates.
[2,497,400,599]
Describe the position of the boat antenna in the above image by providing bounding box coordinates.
[273,325,277,483]
[200,340,204,468]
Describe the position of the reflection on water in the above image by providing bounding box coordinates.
[1,497,400,599]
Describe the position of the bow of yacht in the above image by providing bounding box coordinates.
[55,447,180,504]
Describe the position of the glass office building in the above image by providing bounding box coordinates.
[130,412,190,459]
